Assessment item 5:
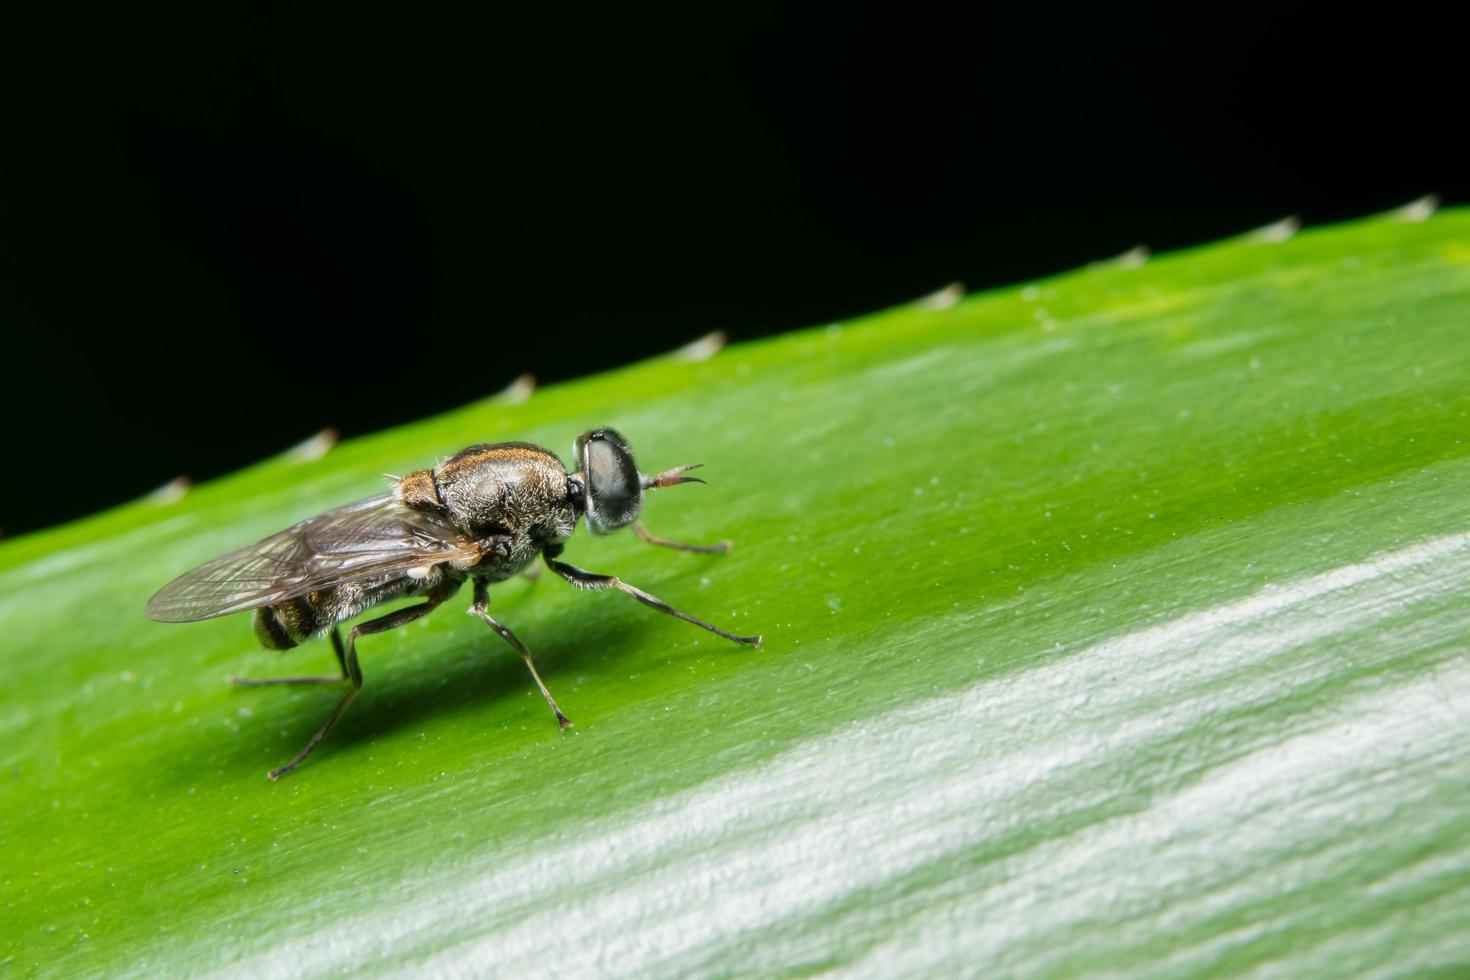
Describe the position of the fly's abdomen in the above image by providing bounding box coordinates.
[253,594,330,650]
[251,573,446,651]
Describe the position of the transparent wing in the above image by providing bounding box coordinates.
[146,494,479,622]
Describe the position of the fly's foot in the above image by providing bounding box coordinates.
[230,674,346,687]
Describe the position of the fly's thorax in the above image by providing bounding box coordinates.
[396,468,443,514]
[432,442,576,539]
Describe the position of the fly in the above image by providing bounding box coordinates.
[146,429,760,779]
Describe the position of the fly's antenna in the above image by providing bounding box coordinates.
[643,464,705,490]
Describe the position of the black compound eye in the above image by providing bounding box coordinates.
[575,428,642,533]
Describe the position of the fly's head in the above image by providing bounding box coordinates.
[568,428,705,535]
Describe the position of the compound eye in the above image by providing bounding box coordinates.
[575,429,641,533]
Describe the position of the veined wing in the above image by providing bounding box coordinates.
[146,494,479,622]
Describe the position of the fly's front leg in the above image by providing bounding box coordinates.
[231,627,350,687]
[468,580,571,729]
[267,587,453,781]
[543,552,761,647]
[633,522,731,554]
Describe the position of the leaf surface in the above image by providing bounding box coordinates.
[4,209,1470,974]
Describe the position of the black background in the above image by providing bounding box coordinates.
[2,3,1461,536]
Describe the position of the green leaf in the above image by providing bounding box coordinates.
[5,206,1470,974]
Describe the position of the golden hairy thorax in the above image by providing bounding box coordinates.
[396,468,442,514]
[398,444,566,525]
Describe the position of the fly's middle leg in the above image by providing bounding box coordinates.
[468,579,572,729]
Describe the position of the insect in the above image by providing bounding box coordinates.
[147,429,760,779]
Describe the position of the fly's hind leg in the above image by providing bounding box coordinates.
[267,589,452,781]
[230,627,350,687]
[468,580,572,729]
